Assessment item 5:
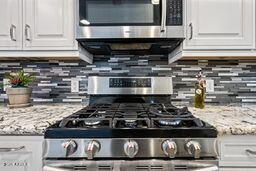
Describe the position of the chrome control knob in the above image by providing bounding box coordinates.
[185,140,201,159]
[62,140,77,157]
[86,140,101,160]
[162,139,177,158]
[124,140,139,158]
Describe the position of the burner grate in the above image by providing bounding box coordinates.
[56,103,207,129]
[113,118,151,128]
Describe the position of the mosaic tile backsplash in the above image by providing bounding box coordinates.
[0,56,256,104]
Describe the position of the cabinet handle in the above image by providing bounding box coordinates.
[246,149,256,156]
[25,24,32,41]
[0,146,25,152]
[10,24,17,41]
[189,23,193,40]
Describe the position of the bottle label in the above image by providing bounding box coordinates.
[196,89,202,95]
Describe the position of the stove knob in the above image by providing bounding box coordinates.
[185,140,201,159]
[124,140,139,158]
[162,139,177,158]
[62,140,77,157]
[86,140,101,160]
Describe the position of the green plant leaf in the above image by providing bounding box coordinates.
[4,70,36,88]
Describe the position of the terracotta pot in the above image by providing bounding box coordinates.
[6,87,32,105]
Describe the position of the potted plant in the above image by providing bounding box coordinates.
[4,70,35,108]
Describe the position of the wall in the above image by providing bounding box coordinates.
[0,56,256,104]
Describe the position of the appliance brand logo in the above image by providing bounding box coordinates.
[2,161,28,167]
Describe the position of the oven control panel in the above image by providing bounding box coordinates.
[109,78,151,88]
[88,76,172,95]
[44,138,217,159]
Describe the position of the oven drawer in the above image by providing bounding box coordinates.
[219,136,256,167]
[43,160,219,171]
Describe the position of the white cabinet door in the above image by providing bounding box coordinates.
[0,0,22,50]
[184,0,255,50]
[0,152,33,171]
[0,136,43,171]
[220,168,256,171]
[219,136,256,168]
[23,0,76,50]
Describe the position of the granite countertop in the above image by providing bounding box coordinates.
[0,104,85,135]
[190,104,256,135]
[0,103,255,136]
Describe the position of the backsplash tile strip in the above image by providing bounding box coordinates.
[0,57,256,104]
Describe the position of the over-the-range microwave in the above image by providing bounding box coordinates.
[76,0,185,39]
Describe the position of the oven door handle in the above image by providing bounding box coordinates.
[43,164,88,171]
[185,161,219,171]
[43,160,218,171]
[189,166,219,171]
[43,165,218,171]
[0,146,25,152]
[43,165,71,171]
[43,165,117,171]
[160,0,167,32]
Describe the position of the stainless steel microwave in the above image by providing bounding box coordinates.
[76,0,185,39]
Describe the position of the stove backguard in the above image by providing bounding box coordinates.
[88,76,173,95]
[89,95,172,104]
[88,76,173,104]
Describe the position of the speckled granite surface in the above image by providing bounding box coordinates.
[189,104,256,136]
[0,104,85,135]
[0,104,255,136]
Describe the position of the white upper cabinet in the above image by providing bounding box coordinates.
[0,0,76,51]
[0,0,22,50]
[23,0,76,50]
[184,0,255,50]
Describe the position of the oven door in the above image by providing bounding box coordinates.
[76,0,166,39]
[43,159,219,171]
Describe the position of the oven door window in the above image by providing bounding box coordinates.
[79,0,161,26]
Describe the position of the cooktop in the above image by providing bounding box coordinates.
[45,103,217,139]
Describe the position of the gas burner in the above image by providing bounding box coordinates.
[152,118,205,128]
[83,119,102,126]
[158,119,181,126]
[83,113,106,126]
[113,118,150,128]
[124,120,138,128]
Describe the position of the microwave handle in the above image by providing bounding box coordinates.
[160,0,167,32]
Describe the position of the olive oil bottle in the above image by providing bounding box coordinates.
[195,71,206,109]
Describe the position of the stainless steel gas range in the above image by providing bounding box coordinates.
[43,76,219,171]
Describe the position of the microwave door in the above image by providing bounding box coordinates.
[76,0,166,39]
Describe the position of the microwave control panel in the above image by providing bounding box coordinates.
[167,0,183,26]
